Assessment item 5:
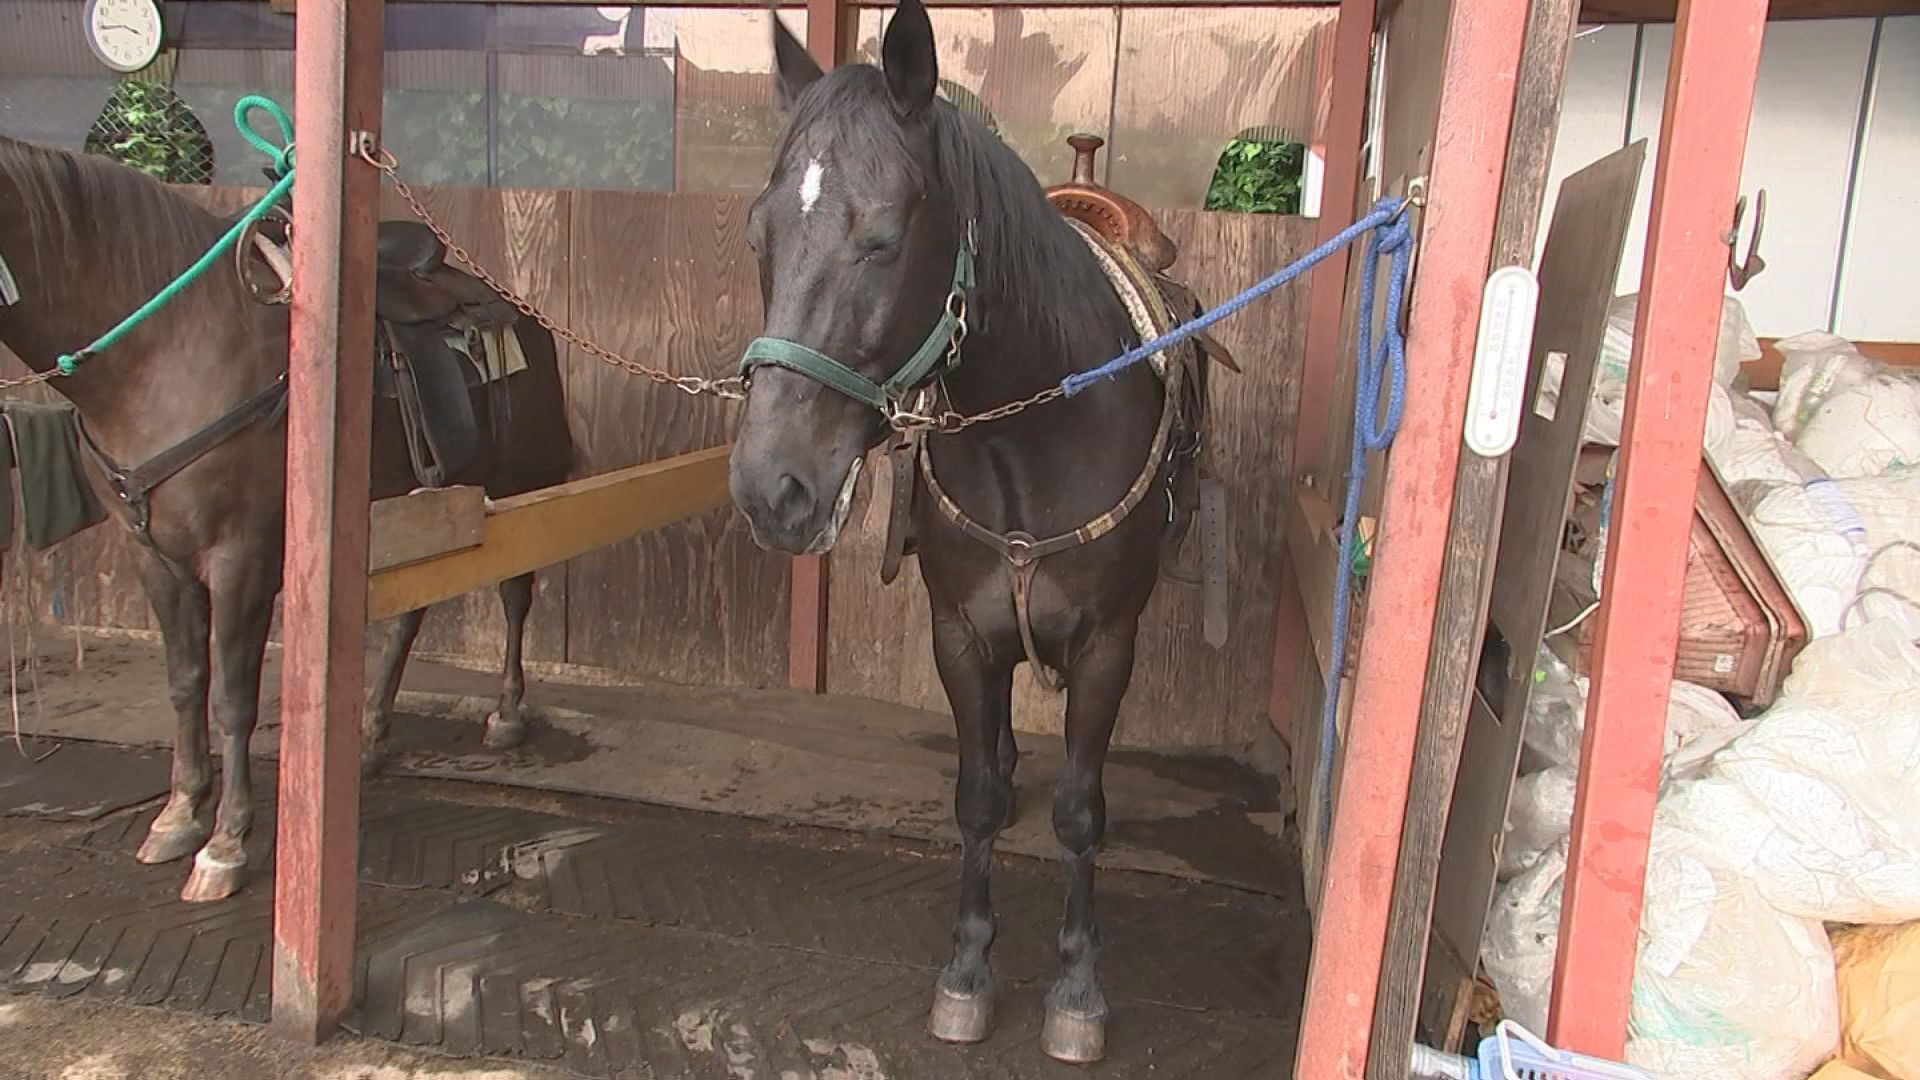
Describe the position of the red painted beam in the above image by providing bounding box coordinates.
[786,0,853,694]
[270,0,383,1044]
[1269,0,1372,736]
[1291,0,1529,1075]
[1547,0,1766,1057]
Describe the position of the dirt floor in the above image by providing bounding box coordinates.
[0,633,1306,1079]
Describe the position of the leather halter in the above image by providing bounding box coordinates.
[736,223,977,416]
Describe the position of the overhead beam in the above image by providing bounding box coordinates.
[270,0,382,1045]
[366,446,733,623]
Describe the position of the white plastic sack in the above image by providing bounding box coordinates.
[1708,388,1815,502]
[1520,649,1745,776]
[1500,765,1577,881]
[1587,293,1761,447]
[1771,332,1920,479]
[1627,814,1840,1080]
[1485,619,1920,1080]
[1485,825,1840,1080]
[1666,618,1920,923]
[1742,472,1920,638]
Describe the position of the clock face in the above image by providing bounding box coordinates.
[85,0,163,74]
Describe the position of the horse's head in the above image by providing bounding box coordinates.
[729,0,962,555]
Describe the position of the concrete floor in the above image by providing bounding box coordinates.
[0,631,1306,1079]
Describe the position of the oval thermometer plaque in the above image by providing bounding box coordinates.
[1464,264,1540,458]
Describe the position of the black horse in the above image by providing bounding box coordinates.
[728,0,1217,1062]
[0,136,572,902]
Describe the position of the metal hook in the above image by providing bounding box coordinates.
[1727,189,1766,291]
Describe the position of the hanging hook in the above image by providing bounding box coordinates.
[1727,189,1767,291]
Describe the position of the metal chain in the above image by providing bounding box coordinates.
[0,369,65,391]
[364,147,745,402]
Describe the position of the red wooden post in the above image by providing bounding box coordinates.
[270,0,384,1044]
[1290,1,1528,1075]
[1547,0,1767,1056]
[1269,0,1374,734]
[786,0,852,694]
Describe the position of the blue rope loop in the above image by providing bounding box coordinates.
[1316,198,1416,860]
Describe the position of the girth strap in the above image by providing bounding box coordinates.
[79,372,290,542]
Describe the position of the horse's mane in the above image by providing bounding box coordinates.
[775,65,1134,361]
[0,135,229,315]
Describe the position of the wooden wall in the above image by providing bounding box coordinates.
[4,187,1310,750]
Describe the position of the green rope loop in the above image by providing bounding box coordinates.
[233,94,295,178]
[53,95,298,375]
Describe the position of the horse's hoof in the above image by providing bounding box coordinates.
[179,847,246,903]
[1040,1006,1107,1065]
[928,985,994,1044]
[136,821,209,865]
[483,711,526,750]
[361,746,388,779]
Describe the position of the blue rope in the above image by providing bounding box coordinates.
[1059,197,1408,397]
[1316,202,1415,858]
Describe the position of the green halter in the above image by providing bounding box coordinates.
[737,223,977,414]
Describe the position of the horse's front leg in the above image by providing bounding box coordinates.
[1042,620,1136,1064]
[483,572,535,749]
[362,607,426,776]
[180,554,277,903]
[132,550,213,865]
[928,606,1017,1045]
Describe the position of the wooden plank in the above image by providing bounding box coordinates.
[822,211,1315,748]
[1746,337,1920,391]
[1548,0,1769,1056]
[270,0,382,1045]
[1366,0,1582,1071]
[1288,0,1377,486]
[563,192,786,690]
[368,447,733,623]
[1581,0,1919,21]
[1292,0,1530,1073]
[1422,141,1644,1046]
[368,487,485,574]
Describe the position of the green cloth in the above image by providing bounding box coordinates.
[0,401,107,550]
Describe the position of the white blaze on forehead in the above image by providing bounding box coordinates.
[798,156,826,214]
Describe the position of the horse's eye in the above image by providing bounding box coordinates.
[858,235,902,263]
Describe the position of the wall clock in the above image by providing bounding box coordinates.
[84,0,164,74]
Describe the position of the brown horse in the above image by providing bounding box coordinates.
[0,136,572,902]
[728,0,1216,1063]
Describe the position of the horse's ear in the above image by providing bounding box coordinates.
[881,0,938,117]
[771,13,823,112]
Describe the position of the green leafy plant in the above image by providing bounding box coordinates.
[85,79,215,185]
[1204,136,1304,215]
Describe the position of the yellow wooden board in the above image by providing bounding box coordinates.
[366,445,734,622]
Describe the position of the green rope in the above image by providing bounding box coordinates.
[54,96,297,376]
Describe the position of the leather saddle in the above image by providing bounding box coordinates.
[371,220,522,488]
[238,211,522,488]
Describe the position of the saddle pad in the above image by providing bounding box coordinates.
[1064,218,1177,381]
[0,401,108,551]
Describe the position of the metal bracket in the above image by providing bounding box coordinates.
[1727,189,1766,291]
